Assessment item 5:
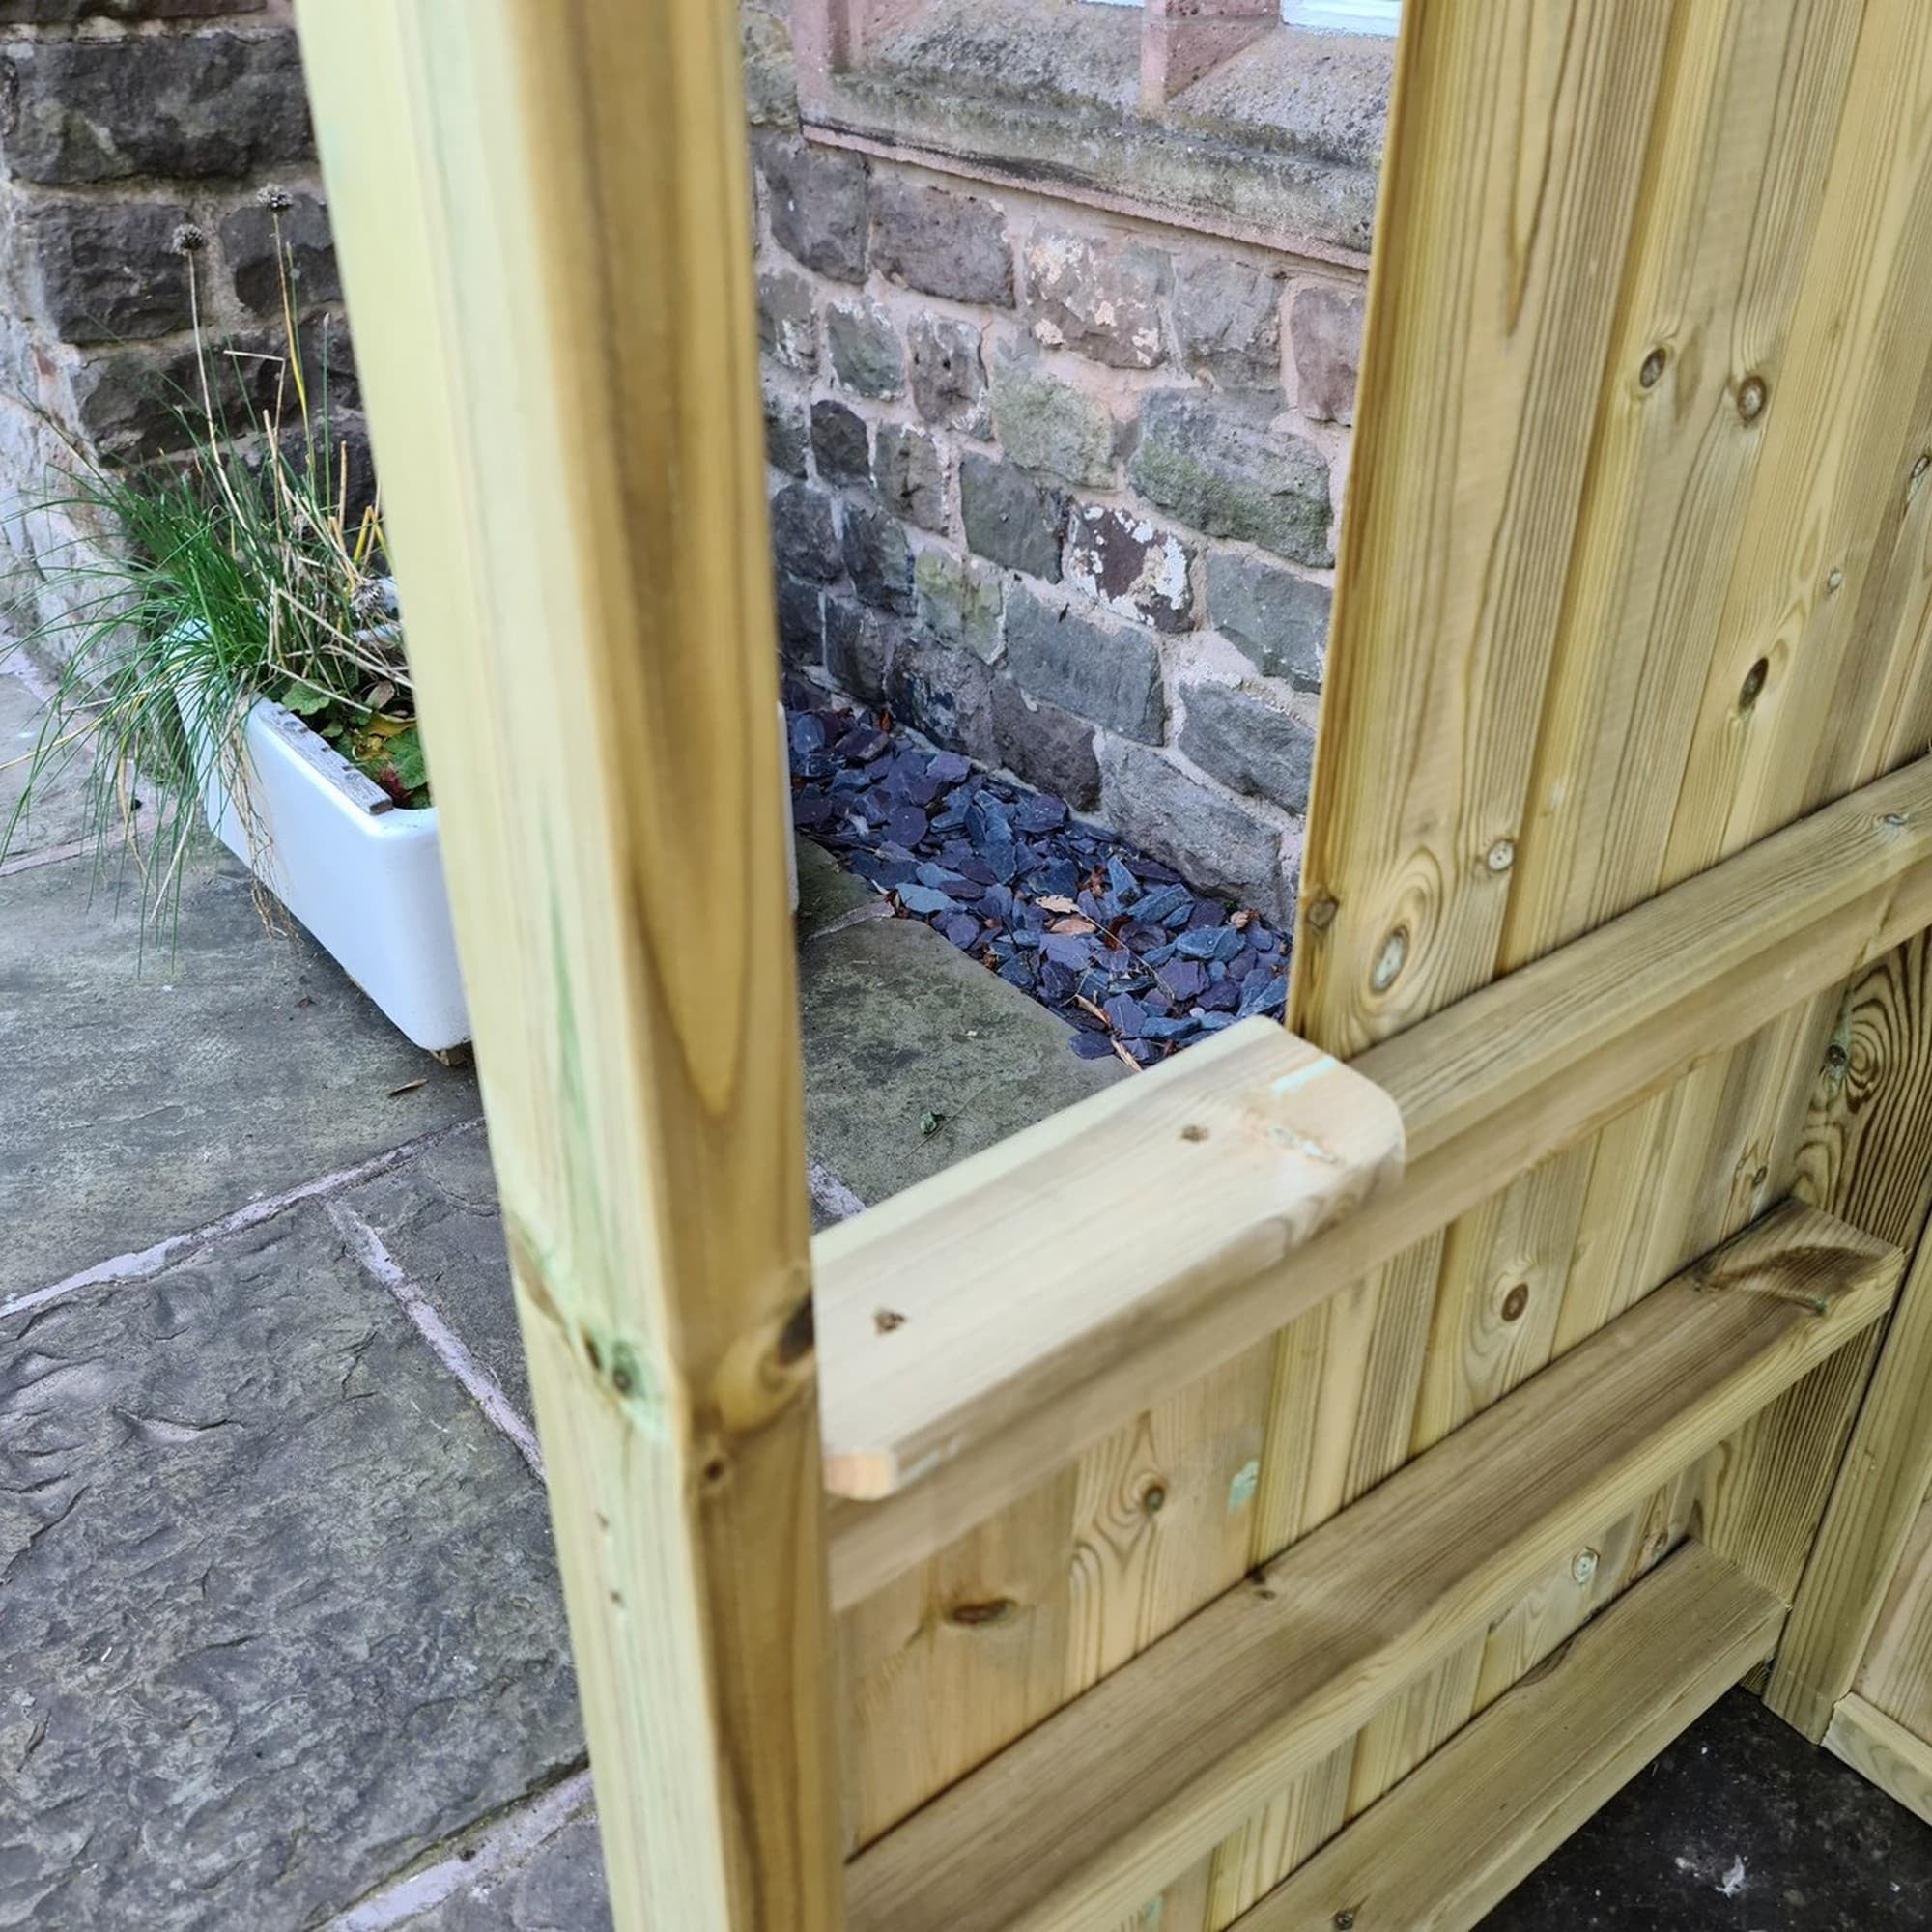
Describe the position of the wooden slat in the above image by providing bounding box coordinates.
[1286,0,1675,1053]
[843,1204,1899,1932]
[826,756,1932,1605]
[1227,1545,1785,1932]
[1767,935,1932,1735]
[295,7,843,1931]
[817,1020,1404,1499]
[1824,1692,1932,1829]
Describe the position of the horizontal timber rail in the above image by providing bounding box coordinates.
[822,754,1932,1607]
[843,1203,1900,1932]
[1229,1543,1786,1932]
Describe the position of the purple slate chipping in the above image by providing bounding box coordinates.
[782,680,1292,1063]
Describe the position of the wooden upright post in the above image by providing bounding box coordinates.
[294,7,843,1930]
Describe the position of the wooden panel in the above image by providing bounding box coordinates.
[1825,1692,1932,1829]
[829,754,1932,1608]
[1229,1546,1785,1932]
[843,1204,1898,1932]
[295,6,843,1931]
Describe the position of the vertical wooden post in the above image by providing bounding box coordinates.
[293,7,843,1931]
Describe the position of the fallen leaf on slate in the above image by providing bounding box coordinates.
[1048,915,1097,935]
[1037,895,1079,915]
[920,1110,945,1137]
[1231,909,1255,928]
[387,1079,426,1098]
[1111,1039,1143,1073]
[1074,994,1111,1028]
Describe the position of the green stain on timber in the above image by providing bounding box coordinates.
[540,865,668,1436]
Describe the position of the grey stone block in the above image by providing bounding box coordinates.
[988,341,1115,487]
[0,852,479,1300]
[0,31,311,185]
[15,196,193,344]
[960,453,1065,581]
[1129,390,1333,566]
[1179,680,1318,813]
[872,421,947,533]
[0,0,258,16]
[1065,503,1196,634]
[841,504,915,614]
[810,398,871,486]
[887,633,994,759]
[824,594,890,703]
[1099,737,1289,920]
[826,298,904,399]
[1005,582,1164,744]
[757,268,818,374]
[1021,227,1169,370]
[871,177,1013,306]
[1292,282,1364,425]
[794,837,886,943]
[992,676,1099,810]
[1174,255,1284,392]
[68,327,276,463]
[764,385,810,477]
[907,313,989,435]
[798,916,1119,1208]
[742,1,799,134]
[775,572,824,668]
[219,190,337,316]
[0,1204,582,1931]
[914,547,1003,664]
[768,479,842,584]
[1206,551,1330,689]
[755,133,868,283]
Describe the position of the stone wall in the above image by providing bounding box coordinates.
[751,8,1365,922]
[0,0,353,638]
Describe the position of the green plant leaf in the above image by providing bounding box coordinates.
[280,677,335,717]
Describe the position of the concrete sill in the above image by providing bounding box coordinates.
[807,0,1391,267]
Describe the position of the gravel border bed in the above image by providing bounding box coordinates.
[783,680,1293,1065]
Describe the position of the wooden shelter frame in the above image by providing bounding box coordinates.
[294,2,1932,1925]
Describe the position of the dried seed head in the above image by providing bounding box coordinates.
[170,222,208,255]
[255,184,295,213]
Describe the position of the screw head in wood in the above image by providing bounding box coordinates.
[1485,838,1516,874]
[1370,925,1408,994]
[1572,1547,1600,1587]
[1334,1914,1357,1931]
[1737,375,1767,423]
[1638,346,1667,388]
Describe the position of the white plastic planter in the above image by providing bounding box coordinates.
[203,697,470,1052]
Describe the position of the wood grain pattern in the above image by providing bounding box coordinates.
[843,1205,1898,1932]
[1232,1546,1785,1932]
[1825,1691,1932,1828]
[295,7,842,1930]
[1768,936,1932,1735]
[816,1019,1404,1499]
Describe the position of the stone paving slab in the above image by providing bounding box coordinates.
[794,834,888,940]
[389,1802,612,1932]
[0,669,93,862]
[0,850,478,1301]
[797,911,1122,1207]
[0,1206,582,1932]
